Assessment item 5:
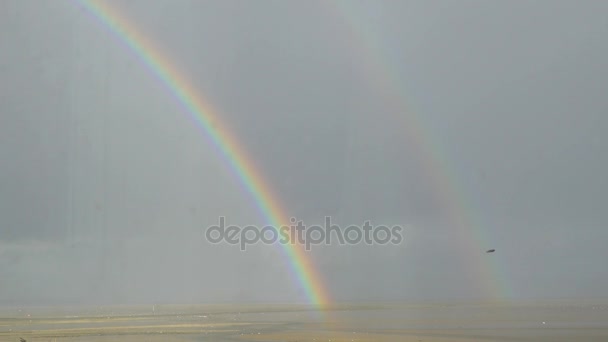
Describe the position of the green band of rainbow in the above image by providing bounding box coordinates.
[75,0,329,308]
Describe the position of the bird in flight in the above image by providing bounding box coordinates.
[486,249,495,253]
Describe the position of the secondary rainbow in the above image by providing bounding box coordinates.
[326,1,509,299]
[74,0,329,307]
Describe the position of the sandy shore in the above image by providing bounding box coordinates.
[1,301,607,341]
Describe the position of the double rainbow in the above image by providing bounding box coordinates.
[76,0,507,307]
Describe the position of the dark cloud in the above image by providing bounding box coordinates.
[1,0,607,304]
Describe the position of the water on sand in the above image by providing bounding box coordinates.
[1,301,608,341]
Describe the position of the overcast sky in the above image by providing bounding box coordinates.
[1,0,607,305]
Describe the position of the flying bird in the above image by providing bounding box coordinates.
[486,249,495,253]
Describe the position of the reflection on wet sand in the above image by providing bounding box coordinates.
[1,301,608,341]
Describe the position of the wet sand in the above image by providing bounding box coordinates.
[1,301,607,341]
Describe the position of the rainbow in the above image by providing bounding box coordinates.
[74,0,329,308]
[327,1,508,299]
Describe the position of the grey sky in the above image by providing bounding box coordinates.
[1,0,607,305]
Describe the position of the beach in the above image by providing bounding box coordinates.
[1,301,608,341]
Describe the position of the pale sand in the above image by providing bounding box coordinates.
[1,301,607,341]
